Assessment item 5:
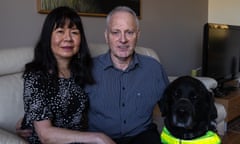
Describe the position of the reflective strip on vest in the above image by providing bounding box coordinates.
[161,127,221,144]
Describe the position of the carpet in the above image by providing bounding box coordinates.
[228,116,240,133]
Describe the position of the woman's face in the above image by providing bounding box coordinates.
[51,22,81,62]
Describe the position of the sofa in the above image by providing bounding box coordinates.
[0,43,227,143]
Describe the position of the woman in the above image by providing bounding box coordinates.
[21,6,115,144]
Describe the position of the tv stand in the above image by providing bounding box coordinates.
[215,88,240,122]
[213,86,237,97]
[213,87,226,97]
[214,79,240,97]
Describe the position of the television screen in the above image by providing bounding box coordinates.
[202,23,240,87]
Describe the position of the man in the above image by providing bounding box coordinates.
[85,6,169,144]
[17,6,169,144]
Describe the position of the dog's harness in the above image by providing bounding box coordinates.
[161,126,221,144]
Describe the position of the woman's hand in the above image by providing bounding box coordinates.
[16,117,116,144]
[94,133,116,144]
[15,117,32,139]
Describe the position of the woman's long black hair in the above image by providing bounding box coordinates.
[24,6,95,87]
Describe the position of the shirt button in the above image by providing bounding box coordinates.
[122,103,125,107]
[123,120,126,124]
[122,87,125,90]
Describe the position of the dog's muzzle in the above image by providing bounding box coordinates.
[172,98,195,129]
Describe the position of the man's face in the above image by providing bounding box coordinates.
[105,11,140,61]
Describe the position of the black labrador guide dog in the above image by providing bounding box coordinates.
[159,76,221,143]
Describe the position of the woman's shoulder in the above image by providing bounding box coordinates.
[24,70,43,76]
[23,70,48,81]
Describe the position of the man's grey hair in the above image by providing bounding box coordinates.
[106,6,140,30]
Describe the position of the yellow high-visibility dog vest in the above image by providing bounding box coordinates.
[161,127,221,144]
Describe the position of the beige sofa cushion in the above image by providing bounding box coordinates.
[0,73,24,133]
[0,128,27,144]
[88,43,160,62]
[0,47,33,76]
[0,44,226,137]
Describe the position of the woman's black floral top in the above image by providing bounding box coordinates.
[22,71,88,144]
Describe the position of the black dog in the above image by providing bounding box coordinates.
[159,76,220,142]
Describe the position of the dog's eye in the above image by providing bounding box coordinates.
[189,91,198,100]
[173,89,181,98]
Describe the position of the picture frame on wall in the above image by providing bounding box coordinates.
[37,0,141,17]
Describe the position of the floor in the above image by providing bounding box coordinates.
[221,131,240,144]
[221,116,240,144]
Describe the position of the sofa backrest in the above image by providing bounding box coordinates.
[0,43,160,133]
[0,44,160,76]
[0,47,34,76]
[88,43,160,62]
[0,47,33,133]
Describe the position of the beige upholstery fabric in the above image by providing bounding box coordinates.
[0,73,24,132]
[0,47,33,75]
[0,129,27,144]
[0,44,227,142]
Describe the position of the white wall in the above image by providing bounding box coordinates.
[208,0,240,25]
[1,0,239,77]
[0,0,208,76]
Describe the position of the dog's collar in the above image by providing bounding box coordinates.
[161,127,221,144]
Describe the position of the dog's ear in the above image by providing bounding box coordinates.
[195,77,218,120]
[159,85,171,117]
[158,95,167,117]
[207,91,218,120]
[205,90,218,131]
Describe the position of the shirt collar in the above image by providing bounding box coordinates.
[102,50,140,71]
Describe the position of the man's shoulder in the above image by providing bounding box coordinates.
[92,52,111,71]
[92,53,108,64]
[92,50,109,58]
[136,53,161,65]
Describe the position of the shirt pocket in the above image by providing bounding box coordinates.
[135,92,157,118]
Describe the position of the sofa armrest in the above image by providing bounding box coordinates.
[0,128,28,144]
[168,76,218,91]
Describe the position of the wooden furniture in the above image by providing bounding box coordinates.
[215,89,240,122]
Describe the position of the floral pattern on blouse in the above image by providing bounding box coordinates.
[22,71,88,144]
